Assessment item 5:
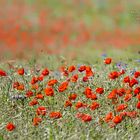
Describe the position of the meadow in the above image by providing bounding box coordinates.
[0,0,140,140]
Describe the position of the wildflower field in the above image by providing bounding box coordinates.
[0,0,140,140]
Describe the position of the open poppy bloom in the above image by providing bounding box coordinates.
[6,122,15,131]
[49,112,62,119]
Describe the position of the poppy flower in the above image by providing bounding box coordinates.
[36,93,44,100]
[116,104,127,112]
[25,90,34,98]
[113,115,122,124]
[134,87,140,96]
[81,114,92,122]
[104,58,112,64]
[123,76,130,83]
[68,93,77,100]
[124,94,132,102]
[90,93,97,100]
[86,66,94,77]
[36,106,47,116]
[38,75,44,81]
[90,102,100,110]
[0,69,7,76]
[17,68,24,75]
[47,79,58,86]
[129,78,138,87]
[58,81,69,92]
[134,71,140,78]
[96,87,104,94]
[75,101,87,109]
[41,68,49,76]
[117,88,125,97]
[29,99,38,106]
[6,123,15,131]
[84,87,92,98]
[68,65,76,72]
[107,89,117,99]
[45,87,54,96]
[64,100,72,108]
[17,83,24,91]
[33,117,42,126]
[71,74,78,82]
[78,65,86,72]
[109,71,119,79]
[136,101,140,109]
[104,112,113,123]
[31,76,38,85]
[49,112,62,119]
[82,76,88,82]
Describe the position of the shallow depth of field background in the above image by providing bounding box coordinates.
[0,0,140,61]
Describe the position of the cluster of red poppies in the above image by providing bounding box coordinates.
[1,57,140,132]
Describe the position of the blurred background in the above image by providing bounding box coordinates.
[0,0,140,60]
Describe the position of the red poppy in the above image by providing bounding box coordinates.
[45,87,54,96]
[71,74,78,82]
[33,117,42,126]
[107,89,117,99]
[109,71,119,79]
[6,123,15,131]
[68,93,77,100]
[68,65,76,72]
[96,87,104,94]
[104,58,112,64]
[17,68,24,75]
[36,93,44,100]
[78,65,86,72]
[116,104,127,112]
[17,83,24,91]
[81,114,92,122]
[123,76,130,83]
[38,75,44,81]
[104,112,113,123]
[90,102,100,110]
[117,88,125,97]
[84,87,92,98]
[136,101,140,109]
[124,94,132,102]
[129,78,138,87]
[25,90,34,98]
[90,93,97,100]
[49,112,62,119]
[41,68,49,76]
[134,71,140,78]
[31,76,38,85]
[0,69,7,76]
[36,106,47,116]
[58,81,69,92]
[113,115,122,124]
[29,99,38,106]
[64,100,72,108]
[134,87,140,96]
[82,76,89,82]
[75,101,87,109]
[86,66,94,77]
[48,79,58,86]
